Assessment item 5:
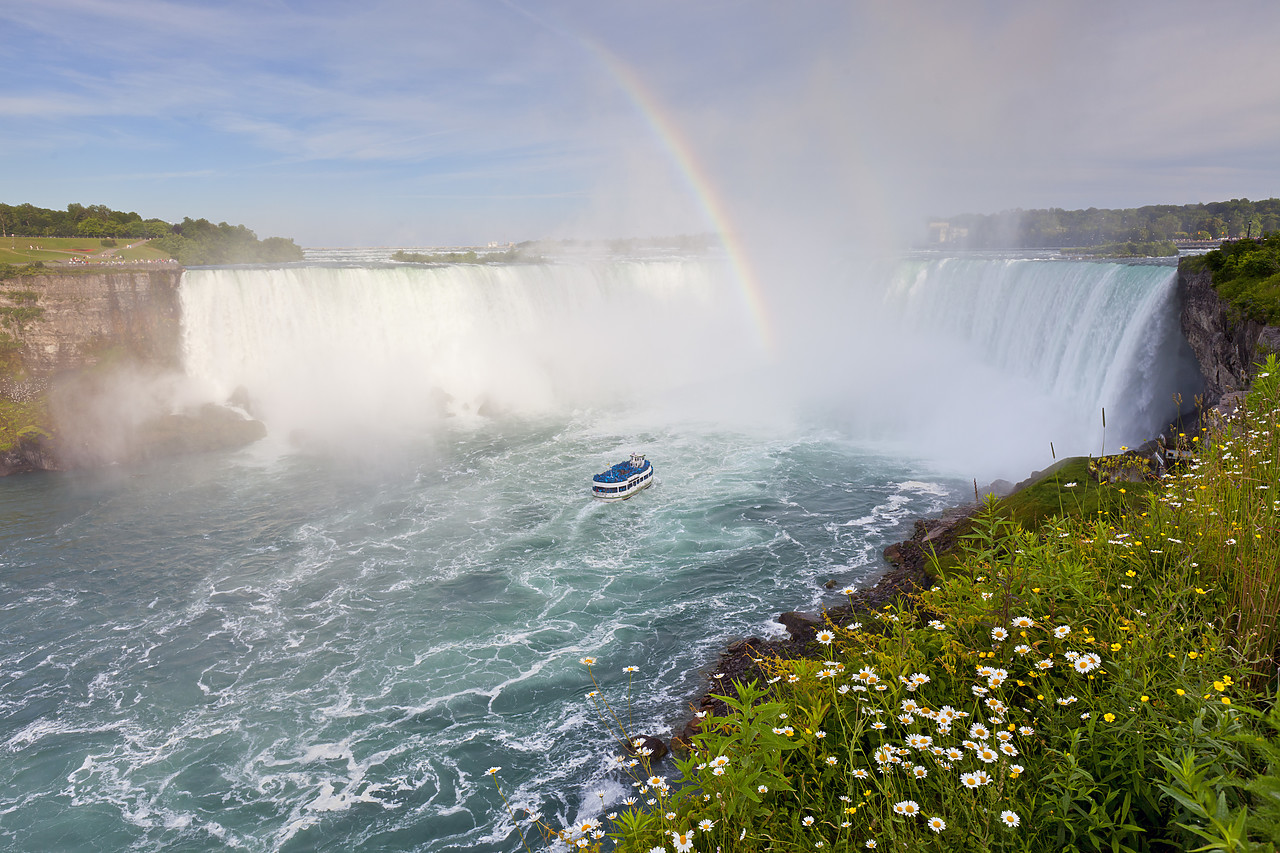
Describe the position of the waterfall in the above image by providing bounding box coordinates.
[179,260,758,438]
[874,257,1202,472]
[178,255,1203,478]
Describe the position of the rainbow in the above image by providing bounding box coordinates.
[590,49,778,355]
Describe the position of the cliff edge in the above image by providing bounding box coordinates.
[1179,262,1280,405]
[1,266,263,475]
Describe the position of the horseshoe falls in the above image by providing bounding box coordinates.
[0,254,1201,852]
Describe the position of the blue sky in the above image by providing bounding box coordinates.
[2,0,1279,247]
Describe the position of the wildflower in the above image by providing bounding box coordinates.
[893,800,920,816]
[912,765,928,779]
[944,747,963,761]
[960,771,987,788]
[1000,810,1021,828]
[1057,695,1078,705]
[927,816,946,833]
[991,627,1009,642]
[1103,712,1116,723]
[486,766,500,775]
[815,729,827,738]
[710,755,730,768]
[1015,644,1032,655]
[803,815,815,826]
[842,586,857,595]
[758,784,769,793]
[1073,653,1102,674]
[697,818,715,832]
[1000,743,1019,756]
[929,620,946,630]
[827,756,839,766]
[1012,616,1034,628]
[977,746,999,763]
[648,847,666,853]
[816,630,835,645]
[907,734,932,749]
[579,657,596,666]
[865,842,877,849]
[623,665,639,672]
[671,830,695,852]
[852,768,869,779]
[1037,658,1055,671]
[1054,625,1071,639]
[1019,725,1035,736]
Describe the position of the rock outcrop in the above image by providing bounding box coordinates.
[1,266,264,474]
[1179,264,1280,405]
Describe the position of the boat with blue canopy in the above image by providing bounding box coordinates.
[590,453,654,501]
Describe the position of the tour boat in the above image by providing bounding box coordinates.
[590,453,654,501]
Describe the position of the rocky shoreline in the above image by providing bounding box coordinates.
[671,501,976,750]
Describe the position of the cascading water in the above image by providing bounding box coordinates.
[850,256,1203,475]
[179,260,762,441]
[0,253,1203,853]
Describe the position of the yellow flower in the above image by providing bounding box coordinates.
[1195,588,1207,595]
[1103,713,1115,723]
[1176,689,1185,696]
[1141,696,1149,702]
[1222,697,1232,706]
[1188,651,1199,659]
[1213,681,1225,692]
[1111,643,1122,652]
[1125,570,1136,578]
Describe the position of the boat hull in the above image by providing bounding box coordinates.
[590,455,654,501]
[591,476,653,502]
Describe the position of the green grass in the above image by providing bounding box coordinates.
[508,355,1280,852]
[0,236,171,265]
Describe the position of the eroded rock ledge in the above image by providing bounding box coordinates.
[1179,264,1280,405]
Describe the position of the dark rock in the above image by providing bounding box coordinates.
[778,611,822,642]
[0,430,60,477]
[135,403,267,458]
[1180,265,1279,405]
[624,735,668,763]
[984,479,1016,497]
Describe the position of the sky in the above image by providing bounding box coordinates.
[2,0,1279,248]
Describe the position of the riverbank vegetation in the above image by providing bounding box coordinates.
[1184,234,1280,325]
[936,198,1279,249]
[1060,240,1177,259]
[1,203,303,265]
[517,357,1280,851]
[391,247,539,264]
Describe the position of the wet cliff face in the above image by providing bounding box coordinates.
[0,267,264,476]
[1,268,183,389]
[1178,264,1280,405]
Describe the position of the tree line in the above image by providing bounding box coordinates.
[936,198,1280,248]
[0,201,303,264]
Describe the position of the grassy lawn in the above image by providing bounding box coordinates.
[0,236,171,265]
